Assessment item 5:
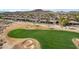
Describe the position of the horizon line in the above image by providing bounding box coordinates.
[0,9,79,12]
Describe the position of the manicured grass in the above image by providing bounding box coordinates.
[8,29,79,49]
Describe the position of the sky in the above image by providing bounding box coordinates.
[0,9,79,12]
[0,0,79,12]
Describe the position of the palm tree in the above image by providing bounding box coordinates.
[59,16,69,27]
[75,15,79,21]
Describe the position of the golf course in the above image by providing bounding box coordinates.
[7,29,79,49]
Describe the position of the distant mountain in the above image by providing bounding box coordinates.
[31,9,52,12]
[32,9,44,12]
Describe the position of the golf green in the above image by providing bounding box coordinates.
[8,29,79,49]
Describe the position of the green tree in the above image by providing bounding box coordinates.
[59,17,69,26]
[0,16,3,19]
[75,15,79,21]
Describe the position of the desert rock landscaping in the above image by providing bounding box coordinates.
[0,22,78,49]
[1,22,45,49]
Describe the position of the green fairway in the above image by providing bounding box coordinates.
[7,29,79,49]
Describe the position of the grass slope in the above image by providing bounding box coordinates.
[8,29,79,49]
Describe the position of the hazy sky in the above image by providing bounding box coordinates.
[0,9,79,12]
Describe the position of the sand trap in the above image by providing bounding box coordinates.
[72,38,79,48]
